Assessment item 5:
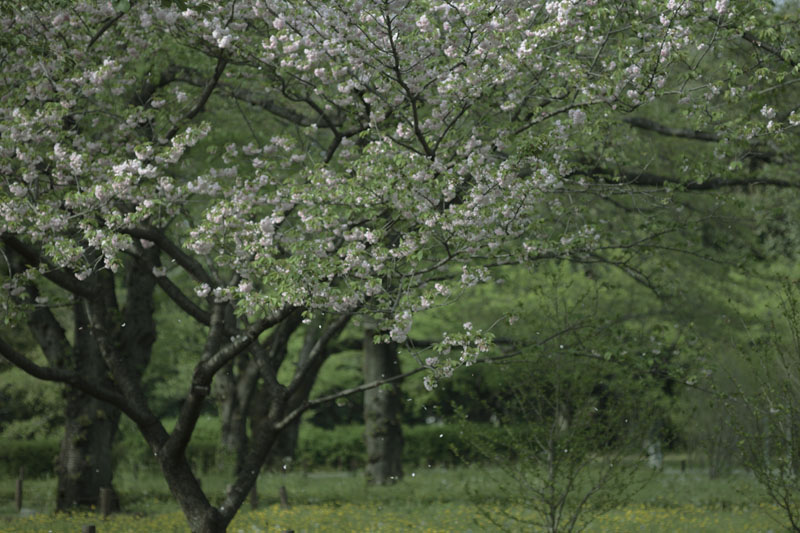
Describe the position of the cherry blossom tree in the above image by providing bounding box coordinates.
[2,0,798,531]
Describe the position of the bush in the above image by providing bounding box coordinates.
[453,355,653,533]
[0,421,497,478]
[294,424,365,470]
[293,422,499,471]
[0,437,59,478]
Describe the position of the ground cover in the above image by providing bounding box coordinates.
[0,464,784,532]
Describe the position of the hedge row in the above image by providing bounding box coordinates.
[0,423,498,478]
[0,438,60,478]
[293,423,476,470]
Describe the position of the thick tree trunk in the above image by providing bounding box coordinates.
[56,389,121,510]
[19,268,122,510]
[157,450,227,533]
[56,303,121,510]
[363,332,403,485]
[56,253,157,510]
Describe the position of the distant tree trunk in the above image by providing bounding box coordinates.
[217,356,260,475]
[644,420,664,470]
[363,331,403,485]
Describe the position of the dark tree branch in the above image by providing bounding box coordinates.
[0,336,143,422]
[194,305,296,383]
[741,31,798,69]
[165,55,228,140]
[578,165,797,190]
[275,365,427,431]
[622,117,776,163]
[154,275,211,325]
[622,116,718,142]
[87,2,135,50]
[1,236,93,298]
[329,336,517,353]
[259,309,303,377]
[84,292,163,434]
[165,303,227,460]
[175,64,321,126]
[285,313,353,399]
[132,64,179,108]
[123,226,215,286]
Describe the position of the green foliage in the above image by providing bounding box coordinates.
[293,424,365,470]
[0,437,59,478]
[453,353,654,533]
[0,368,64,440]
[113,416,218,474]
[731,279,800,532]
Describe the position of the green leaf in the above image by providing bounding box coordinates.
[112,0,131,13]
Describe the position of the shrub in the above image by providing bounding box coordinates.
[0,437,59,478]
[293,422,499,471]
[294,424,365,470]
[1,420,497,478]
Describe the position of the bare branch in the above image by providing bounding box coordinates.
[577,165,797,190]
[274,365,427,431]
[741,31,798,69]
[622,116,718,142]
[165,55,228,140]
[122,226,216,286]
[0,336,146,423]
[194,305,296,383]
[154,275,210,325]
[87,3,135,50]
[1,236,94,298]
[285,313,353,399]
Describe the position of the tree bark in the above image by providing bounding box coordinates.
[217,356,260,475]
[363,331,404,485]
[55,252,157,510]
[273,316,329,466]
[56,303,121,510]
[12,248,127,511]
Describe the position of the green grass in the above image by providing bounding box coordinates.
[0,463,786,532]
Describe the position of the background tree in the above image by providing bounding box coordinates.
[363,331,404,485]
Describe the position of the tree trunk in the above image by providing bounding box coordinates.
[56,387,120,510]
[15,250,157,511]
[56,302,121,510]
[217,356,262,475]
[363,331,403,485]
[270,316,328,467]
[216,361,247,472]
[155,447,227,533]
[644,420,664,471]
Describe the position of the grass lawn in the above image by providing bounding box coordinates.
[0,462,786,532]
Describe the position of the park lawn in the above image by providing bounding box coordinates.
[0,502,781,532]
[0,464,786,532]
